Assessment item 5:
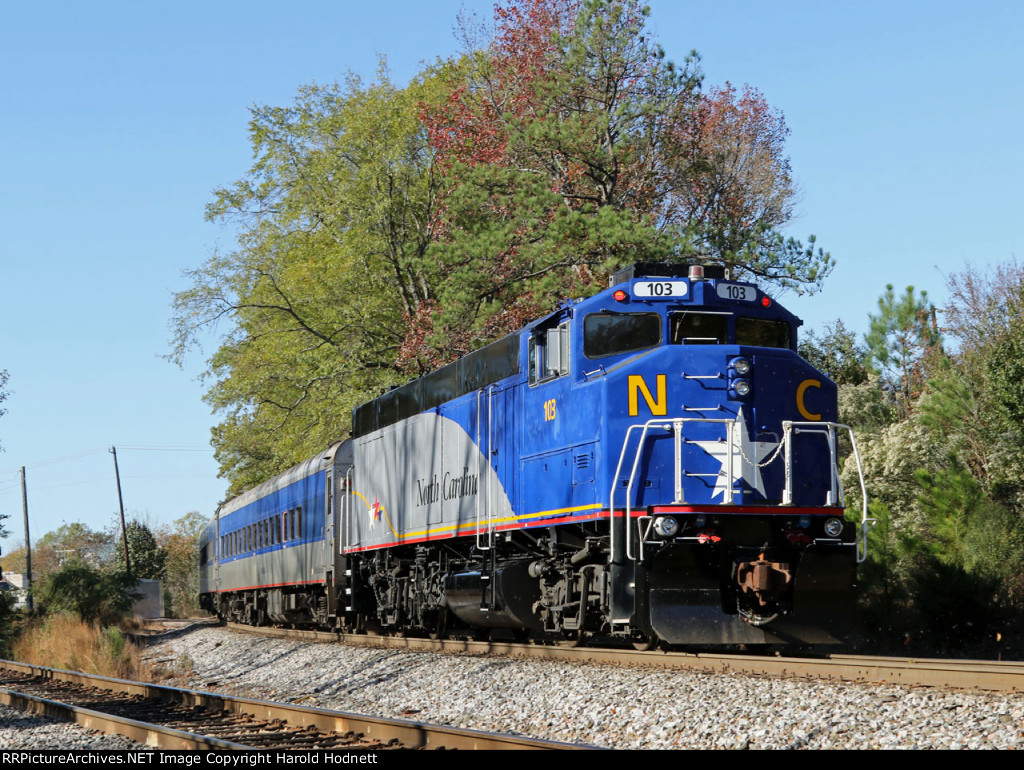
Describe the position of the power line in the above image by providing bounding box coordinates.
[0,445,212,476]
[117,446,212,452]
[0,448,107,475]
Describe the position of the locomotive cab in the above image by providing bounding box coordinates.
[566,264,870,645]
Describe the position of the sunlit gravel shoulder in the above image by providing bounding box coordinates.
[140,626,1024,750]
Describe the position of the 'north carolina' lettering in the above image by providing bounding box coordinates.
[416,469,478,506]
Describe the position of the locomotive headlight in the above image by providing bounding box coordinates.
[733,379,751,397]
[653,516,680,538]
[823,518,844,537]
[732,357,751,375]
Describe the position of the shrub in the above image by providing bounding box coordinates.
[34,561,139,626]
[13,613,150,680]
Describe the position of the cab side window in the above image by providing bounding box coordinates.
[583,313,661,358]
[529,321,570,385]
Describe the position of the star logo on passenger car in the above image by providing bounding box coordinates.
[692,408,779,500]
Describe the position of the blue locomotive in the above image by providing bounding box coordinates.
[199,263,871,647]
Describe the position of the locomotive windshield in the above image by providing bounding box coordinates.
[735,317,791,349]
[585,310,793,358]
[670,311,728,344]
[670,312,793,350]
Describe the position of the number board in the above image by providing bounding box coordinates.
[633,281,689,298]
[716,282,756,302]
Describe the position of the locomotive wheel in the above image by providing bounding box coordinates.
[428,610,449,641]
[428,618,448,638]
[631,633,661,652]
[560,630,589,648]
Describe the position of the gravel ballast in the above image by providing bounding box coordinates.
[140,626,1024,750]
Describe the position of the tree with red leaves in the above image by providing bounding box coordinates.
[685,82,832,291]
[412,0,829,366]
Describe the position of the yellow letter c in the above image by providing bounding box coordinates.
[796,379,822,421]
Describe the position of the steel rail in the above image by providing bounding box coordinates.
[0,686,249,749]
[0,660,590,750]
[222,623,1024,693]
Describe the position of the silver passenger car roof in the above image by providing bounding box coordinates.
[216,440,348,519]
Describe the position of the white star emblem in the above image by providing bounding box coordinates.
[692,408,779,500]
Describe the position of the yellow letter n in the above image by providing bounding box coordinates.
[628,374,667,416]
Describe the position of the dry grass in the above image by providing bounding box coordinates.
[13,613,153,681]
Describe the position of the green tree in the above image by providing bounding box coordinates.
[864,284,940,415]
[984,318,1024,425]
[4,523,111,580]
[915,461,984,566]
[799,319,869,385]
[171,66,453,491]
[917,359,992,487]
[157,512,207,617]
[109,520,166,580]
[37,523,110,569]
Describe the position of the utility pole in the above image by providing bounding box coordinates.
[110,446,131,579]
[20,467,32,612]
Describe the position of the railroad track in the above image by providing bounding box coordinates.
[222,622,1024,693]
[0,660,589,750]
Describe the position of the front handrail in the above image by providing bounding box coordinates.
[609,418,874,563]
[781,421,875,563]
[610,416,739,562]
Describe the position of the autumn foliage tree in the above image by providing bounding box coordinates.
[157,511,207,617]
[409,0,828,364]
[685,83,832,290]
[413,0,702,363]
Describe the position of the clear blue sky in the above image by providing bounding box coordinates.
[1,0,1021,554]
